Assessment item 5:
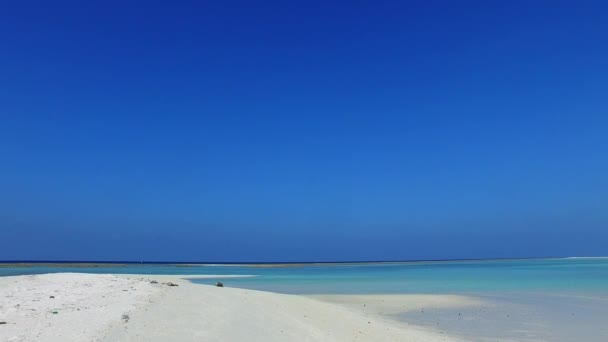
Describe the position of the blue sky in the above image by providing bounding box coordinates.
[1,1,607,261]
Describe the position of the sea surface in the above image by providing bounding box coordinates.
[3,257,607,341]
[2,257,607,295]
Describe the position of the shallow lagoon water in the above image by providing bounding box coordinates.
[2,257,608,295]
[191,257,608,295]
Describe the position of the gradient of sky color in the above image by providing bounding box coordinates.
[1,1,607,262]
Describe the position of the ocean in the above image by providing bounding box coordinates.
[2,257,607,295]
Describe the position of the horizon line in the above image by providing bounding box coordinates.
[1,255,606,266]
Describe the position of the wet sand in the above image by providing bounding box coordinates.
[395,292,608,342]
[311,292,608,341]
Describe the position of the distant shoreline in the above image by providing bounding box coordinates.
[1,256,606,268]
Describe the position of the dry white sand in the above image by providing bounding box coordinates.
[1,273,469,342]
[0,273,158,342]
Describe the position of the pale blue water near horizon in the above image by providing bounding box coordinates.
[2,257,607,295]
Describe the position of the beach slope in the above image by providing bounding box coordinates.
[0,273,463,341]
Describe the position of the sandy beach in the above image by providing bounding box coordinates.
[0,273,467,342]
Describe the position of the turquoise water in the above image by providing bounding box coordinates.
[2,258,607,295]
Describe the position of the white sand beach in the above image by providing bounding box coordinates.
[0,273,469,342]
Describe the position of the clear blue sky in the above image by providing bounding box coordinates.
[1,1,607,262]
